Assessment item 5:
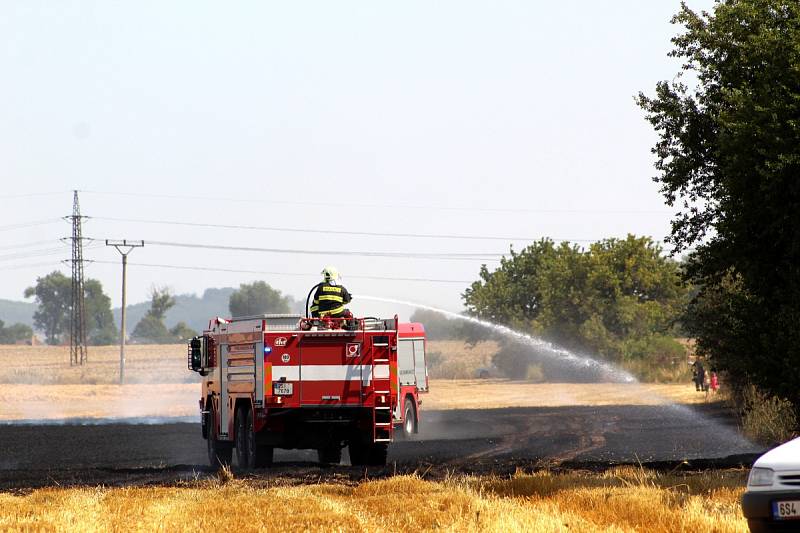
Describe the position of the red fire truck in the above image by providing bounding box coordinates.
[188,314,428,468]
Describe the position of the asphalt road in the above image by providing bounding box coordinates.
[0,403,763,489]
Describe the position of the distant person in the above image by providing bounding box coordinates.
[709,368,719,395]
[310,265,352,319]
[691,359,706,392]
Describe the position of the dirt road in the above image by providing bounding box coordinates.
[0,402,762,489]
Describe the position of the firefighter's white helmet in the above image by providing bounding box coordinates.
[321,265,340,283]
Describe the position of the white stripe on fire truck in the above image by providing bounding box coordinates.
[271,365,390,382]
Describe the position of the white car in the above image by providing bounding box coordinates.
[742,436,800,532]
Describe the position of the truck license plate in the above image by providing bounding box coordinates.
[273,382,293,396]
[773,500,800,520]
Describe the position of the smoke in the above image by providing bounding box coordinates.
[0,343,202,424]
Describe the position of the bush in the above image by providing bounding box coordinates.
[621,359,693,383]
[740,384,798,445]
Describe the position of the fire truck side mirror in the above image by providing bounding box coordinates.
[189,336,205,373]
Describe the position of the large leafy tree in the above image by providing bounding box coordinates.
[23,272,118,345]
[24,271,71,344]
[463,236,687,369]
[229,281,290,317]
[637,0,800,406]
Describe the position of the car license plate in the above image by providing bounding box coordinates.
[773,500,800,520]
[273,382,293,396]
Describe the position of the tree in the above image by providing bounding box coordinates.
[0,320,33,344]
[131,287,176,343]
[23,271,118,346]
[169,321,198,341]
[24,271,71,345]
[463,236,688,376]
[229,281,290,317]
[84,279,118,345]
[637,0,800,407]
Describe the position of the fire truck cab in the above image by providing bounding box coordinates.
[188,314,428,468]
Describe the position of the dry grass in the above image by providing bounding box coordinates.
[0,383,198,420]
[426,340,499,379]
[0,469,748,532]
[0,345,717,421]
[0,345,194,385]
[425,380,715,410]
[0,380,714,421]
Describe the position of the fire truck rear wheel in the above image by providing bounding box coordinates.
[317,445,342,465]
[246,409,273,468]
[206,408,232,468]
[366,443,388,466]
[235,407,249,469]
[401,397,417,439]
[349,440,387,466]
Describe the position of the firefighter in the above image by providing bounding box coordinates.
[310,266,352,319]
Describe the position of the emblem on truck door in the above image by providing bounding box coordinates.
[346,343,360,357]
[275,337,288,347]
[281,353,290,363]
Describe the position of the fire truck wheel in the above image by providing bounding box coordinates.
[347,440,367,466]
[366,443,388,466]
[317,445,342,465]
[246,409,273,468]
[401,398,417,439]
[235,407,249,469]
[206,408,232,468]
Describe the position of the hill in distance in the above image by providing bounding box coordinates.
[0,298,36,327]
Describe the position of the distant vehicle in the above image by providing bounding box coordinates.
[188,314,428,468]
[742,436,800,532]
[475,366,500,379]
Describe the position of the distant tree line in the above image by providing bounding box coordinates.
[0,320,32,344]
[14,273,296,345]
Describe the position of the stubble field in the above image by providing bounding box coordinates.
[0,344,749,532]
[0,344,710,421]
[0,468,749,532]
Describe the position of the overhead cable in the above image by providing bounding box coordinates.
[91,215,607,242]
[0,191,69,200]
[80,190,671,215]
[0,218,62,232]
[86,238,503,261]
[0,240,57,251]
[89,260,473,284]
[0,260,63,271]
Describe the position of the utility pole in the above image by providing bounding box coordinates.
[106,240,144,384]
[67,191,88,366]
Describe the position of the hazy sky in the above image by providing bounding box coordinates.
[0,1,715,319]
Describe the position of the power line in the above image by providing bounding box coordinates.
[0,260,63,271]
[80,190,672,215]
[91,215,609,243]
[0,240,59,251]
[86,238,503,261]
[0,242,102,263]
[0,218,62,232]
[90,260,473,284]
[0,246,69,262]
[0,191,69,200]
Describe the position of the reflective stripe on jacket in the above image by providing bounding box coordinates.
[311,282,352,318]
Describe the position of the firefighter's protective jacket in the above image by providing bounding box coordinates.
[310,282,352,318]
